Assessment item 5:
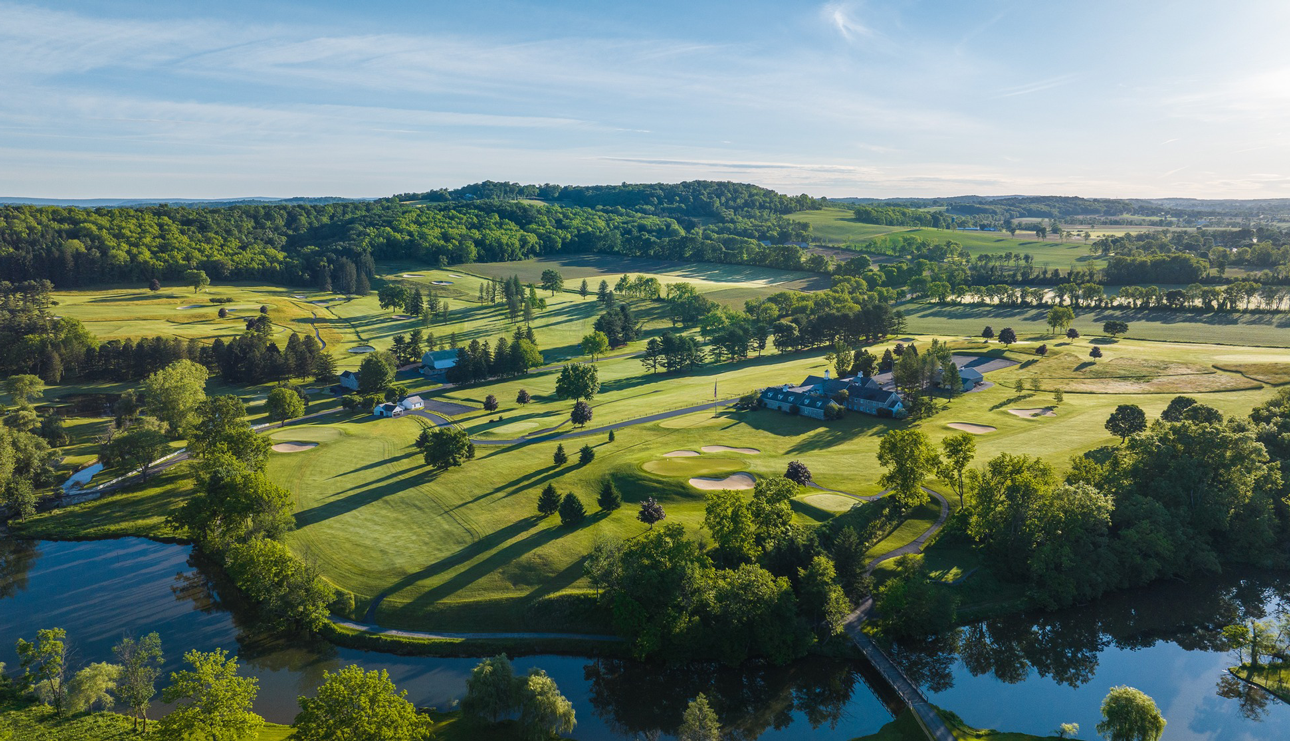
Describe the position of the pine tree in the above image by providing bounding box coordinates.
[558,493,586,526]
[580,279,589,299]
[597,478,622,511]
[553,444,567,466]
[537,484,561,517]
[607,429,615,442]
[355,272,370,295]
[579,444,595,464]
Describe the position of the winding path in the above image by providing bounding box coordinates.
[333,618,622,643]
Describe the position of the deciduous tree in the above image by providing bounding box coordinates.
[266,386,305,427]
[113,632,164,733]
[1097,686,1165,741]
[142,360,209,435]
[158,649,263,741]
[877,429,938,507]
[292,665,431,741]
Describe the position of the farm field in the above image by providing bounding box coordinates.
[788,208,1106,269]
[902,300,1290,347]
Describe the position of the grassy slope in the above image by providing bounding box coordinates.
[22,330,1286,633]
[17,465,191,540]
[903,300,1290,348]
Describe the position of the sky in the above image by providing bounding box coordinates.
[4,0,1290,200]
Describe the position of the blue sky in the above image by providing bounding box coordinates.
[4,0,1289,199]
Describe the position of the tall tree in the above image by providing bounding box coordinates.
[555,363,599,401]
[142,360,209,436]
[158,649,263,741]
[114,632,164,733]
[16,628,69,716]
[936,432,977,508]
[677,693,721,741]
[266,387,305,427]
[877,429,938,507]
[537,484,561,517]
[292,666,431,741]
[422,427,475,470]
[1105,404,1147,443]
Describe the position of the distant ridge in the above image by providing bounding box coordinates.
[0,195,368,208]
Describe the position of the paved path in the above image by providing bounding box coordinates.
[308,310,327,349]
[332,618,622,643]
[839,484,955,740]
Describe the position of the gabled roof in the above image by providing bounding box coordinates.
[401,395,423,405]
[851,386,901,404]
[340,370,358,379]
[760,387,831,410]
[848,376,882,391]
[423,349,458,362]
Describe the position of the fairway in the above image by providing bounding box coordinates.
[787,208,906,243]
[254,328,1288,634]
[902,301,1290,348]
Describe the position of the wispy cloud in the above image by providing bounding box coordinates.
[990,74,1078,99]
[820,2,875,43]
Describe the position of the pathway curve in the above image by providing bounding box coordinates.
[840,484,955,741]
[309,310,327,349]
[332,618,622,643]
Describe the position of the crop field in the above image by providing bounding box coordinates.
[788,209,1106,269]
[902,301,1290,347]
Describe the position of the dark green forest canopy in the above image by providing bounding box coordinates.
[0,182,820,287]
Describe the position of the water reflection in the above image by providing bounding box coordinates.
[0,538,892,739]
[890,570,1290,741]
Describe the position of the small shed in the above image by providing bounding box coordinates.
[399,396,424,411]
[373,402,402,418]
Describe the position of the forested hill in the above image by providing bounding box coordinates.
[400,180,820,221]
[0,182,820,288]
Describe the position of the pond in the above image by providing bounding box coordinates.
[890,569,1290,740]
[0,538,894,739]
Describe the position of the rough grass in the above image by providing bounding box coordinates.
[0,700,293,741]
[462,254,828,294]
[1215,363,1290,385]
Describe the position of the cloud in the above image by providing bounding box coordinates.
[990,74,1078,99]
[820,2,875,42]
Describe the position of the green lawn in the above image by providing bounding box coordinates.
[787,208,906,244]
[17,465,192,540]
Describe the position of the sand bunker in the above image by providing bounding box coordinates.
[448,274,463,278]
[311,300,330,305]
[293,294,307,299]
[402,273,422,277]
[701,445,760,455]
[392,314,414,320]
[176,305,204,310]
[947,423,996,434]
[664,450,700,457]
[689,473,756,490]
[1009,408,1056,418]
[430,280,453,286]
[349,345,376,354]
[272,442,317,453]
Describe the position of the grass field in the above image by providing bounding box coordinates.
[23,327,1289,634]
[902,301,1290,348]
[788,209,1105,270]
[0,700,294,741]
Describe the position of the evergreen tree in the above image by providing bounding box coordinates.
[553,444,567,466]
[537,484,561,516]
[558,493,586,526]
[597,479,622,511]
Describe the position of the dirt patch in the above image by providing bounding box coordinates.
[947,423,996,434]
[1008,408,1056,418]
[664,450,700,457]
[700,445,760,454]
[272,442,318,453]
[689,473,756,490]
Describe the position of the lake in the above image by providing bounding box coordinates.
[0,537,893,739]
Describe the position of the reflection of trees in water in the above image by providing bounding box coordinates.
[0,538,39,599]
[894,570,1289,694]
[584,656,864,739]
[1216,673,1273,722]
[169,549,340,689]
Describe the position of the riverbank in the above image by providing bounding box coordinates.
[1230,662,1290,703]
[851,707,1060,740]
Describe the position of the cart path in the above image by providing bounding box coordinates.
[333,618,622,643]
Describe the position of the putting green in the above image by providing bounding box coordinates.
[489,421,539,434]
[642,457,743,478]
[799,493,859,513]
